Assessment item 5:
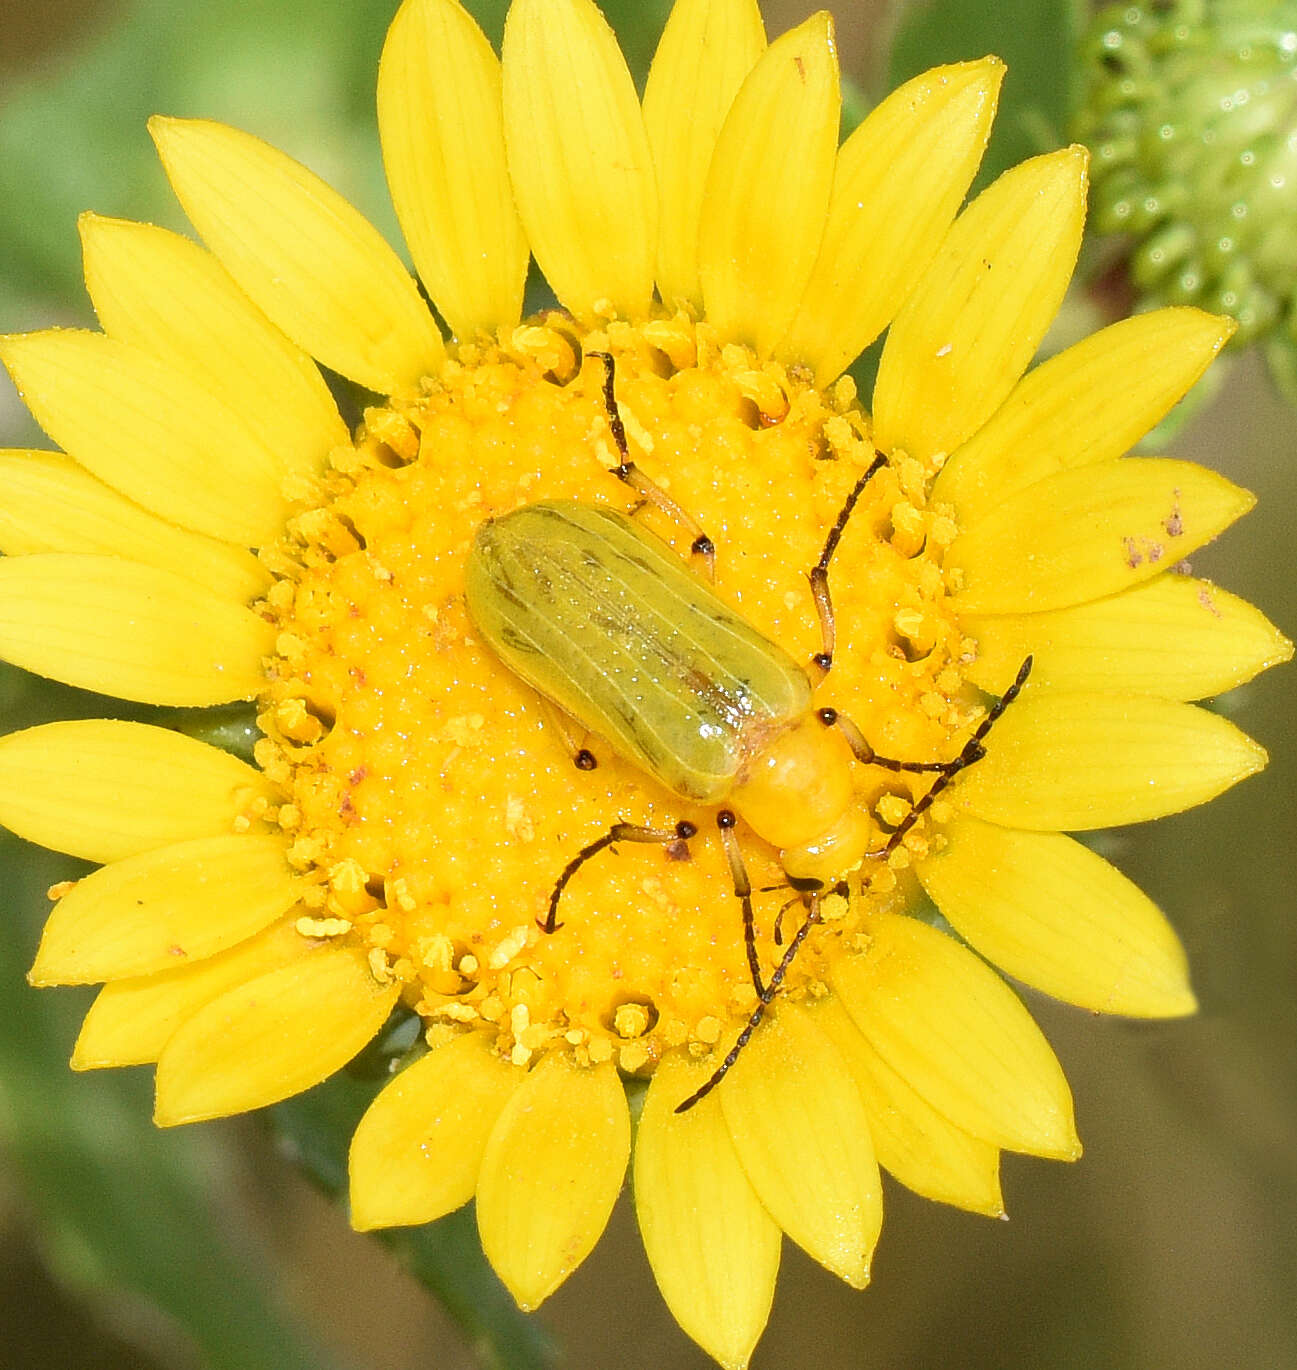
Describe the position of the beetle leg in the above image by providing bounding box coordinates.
[588,350,717,580]
[673,892,823,1114]
[534,695,601,773]
[816,706,954,773]
[773,893,800,946]
[716,810,765,997]
[544,818,698,933]
[753,881,812,946]
[881,655,1034,857]
[808,451,888,676]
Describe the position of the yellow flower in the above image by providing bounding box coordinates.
[0,0,1289,1365]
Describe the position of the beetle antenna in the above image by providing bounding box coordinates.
[588,350,717,579]
[544,818,697,933]
[808,452,888,675]
[674,893,823,1113]
[881,655,1034,857]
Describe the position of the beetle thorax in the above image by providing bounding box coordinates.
[730,715,856,851]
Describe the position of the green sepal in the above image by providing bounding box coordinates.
[149,702,261,764]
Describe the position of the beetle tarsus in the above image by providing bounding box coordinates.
[545,819,697,934]
[545,830,617,933]
[772,891,805,946]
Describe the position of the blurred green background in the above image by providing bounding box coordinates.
[1,1,1293,1367]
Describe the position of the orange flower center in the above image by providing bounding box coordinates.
[257,311,976,1074]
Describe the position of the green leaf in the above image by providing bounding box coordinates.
[463,0,673,87]
[0,653,556,1370]
[0,917,356,1370]
[841,74,872,139]
[1264,334,1297,410]
[272,1072,560,1370]
[462,0,511,48]
[0,0,675,329]
[0,0,397,321]
[886,0,1085,188]
[0,664,354,1370]
[595,0,674,89]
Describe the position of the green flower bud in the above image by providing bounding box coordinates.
[1077,0,1297,348]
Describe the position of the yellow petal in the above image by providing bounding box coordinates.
[378,0,527,339]
[642,0,766,309]
[0,719,270,864]
[501,0,656,321]
[634,1051,779,1370]
[719,1001,881,1287]
[150,117,443,394]
[873,146,1088,464]
[30,834,299,986]
[831,914,1079,1159]
[956,689,1267,830]
[476,1053,630,1309]
[72,917,308,1069]
[963,573,1293,700]
[154,945,399,1124]
[698,12,840,356]
[779,58,1003,385]
[811,994,1004,1216]
[79,214,347,482]
[919,816,1196,1017]
[933,308,1236,523]
[349,1031,521,1230]
[0,450,267,604]
[948,457,1255,614]
[0,554,273,706]
[0,330,287,545]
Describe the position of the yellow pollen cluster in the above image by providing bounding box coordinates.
[258,313,978,1074]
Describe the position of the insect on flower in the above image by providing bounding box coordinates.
[466,352,1032,1110]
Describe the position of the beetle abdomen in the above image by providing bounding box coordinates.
[465,500,811,803]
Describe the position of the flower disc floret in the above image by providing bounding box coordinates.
[259,313,972,1075]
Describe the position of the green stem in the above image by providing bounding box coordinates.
[269,1069,560,1370]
